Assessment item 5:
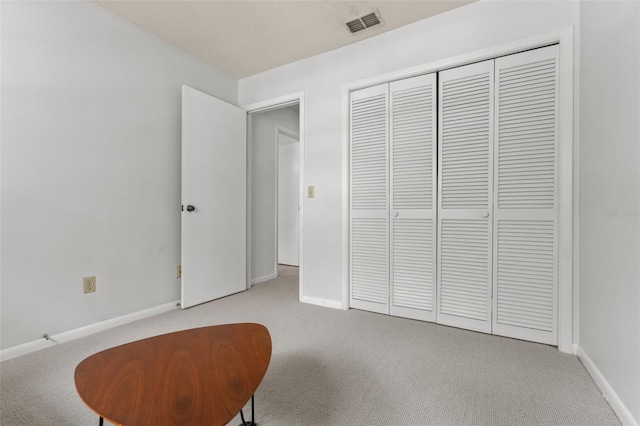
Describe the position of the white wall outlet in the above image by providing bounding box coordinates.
[83,276,96,294]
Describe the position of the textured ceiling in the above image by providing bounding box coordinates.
[95,1,474,79]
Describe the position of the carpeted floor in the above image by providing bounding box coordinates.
[0,266,620,425]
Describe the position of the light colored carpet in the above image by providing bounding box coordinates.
[0,266,620,425]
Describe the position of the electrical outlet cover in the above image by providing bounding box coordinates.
[83,276,96,294]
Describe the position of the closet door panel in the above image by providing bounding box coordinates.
[440,217,490,324]
[437,60,494,333]
[493,45,559,344]
[350,84,389,314]
[352,216,388,307]
[389,74,437,322]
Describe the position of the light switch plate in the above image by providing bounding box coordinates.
[308,186,315,198]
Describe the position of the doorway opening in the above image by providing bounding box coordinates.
[247,102,301,296]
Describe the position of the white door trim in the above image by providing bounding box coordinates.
[341,28,575,352]
[243,92,305,302]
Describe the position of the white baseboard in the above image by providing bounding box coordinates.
[0,301,179,362]
[0,339,56,363]
[302,295,345,310]
[251,272,277,285]
[572,343,579,355]
[577,346,638,426]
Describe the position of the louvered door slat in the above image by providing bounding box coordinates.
[350,84,389,314]
[437,60,494,333]
[351,88,387,211]
[392,219,434,312]
[389,74,437,322]
[493,45,559,345]
[440,237,491,322]
[352,217,388,304]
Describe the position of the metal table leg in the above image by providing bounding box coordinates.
[239,394,256,426]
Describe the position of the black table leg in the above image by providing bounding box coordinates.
[99,416,104,426]
[238,394,256,426]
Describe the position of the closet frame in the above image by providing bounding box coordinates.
[341,28,575,353]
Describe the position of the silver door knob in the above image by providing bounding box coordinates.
[482,211,489,218]
[186,205,195,212]
[393,211,399,217]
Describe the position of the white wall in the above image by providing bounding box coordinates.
[0,1,636,420]
[0,1,237,350]
[250,108,299,283]
[239,2,640,420]
[579,1,640,424]
[239,0,580,303]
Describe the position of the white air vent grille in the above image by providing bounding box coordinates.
[346,10,383,34]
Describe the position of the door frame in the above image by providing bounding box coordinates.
[276,124,300,268]
[243,92,305,302]
[341,28,575,353]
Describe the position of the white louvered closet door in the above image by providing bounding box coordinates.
[389,74,437,322]
[350,84,390,314]
[492,45,559,345]
[437,60,494,333]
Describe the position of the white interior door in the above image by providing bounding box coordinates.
[389,74,437,322]
[437,60,494,333]
[492,45,559,345]
[181,85,247,309]
[349,83,389,315]
[277,135,300,266]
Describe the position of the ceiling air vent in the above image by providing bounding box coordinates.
[345,10,383,34]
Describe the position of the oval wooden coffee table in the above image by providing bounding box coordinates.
[75,323,271,426]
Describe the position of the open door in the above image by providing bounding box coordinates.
[181,85,247,309]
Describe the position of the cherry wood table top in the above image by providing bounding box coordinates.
[74,323,272,426]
